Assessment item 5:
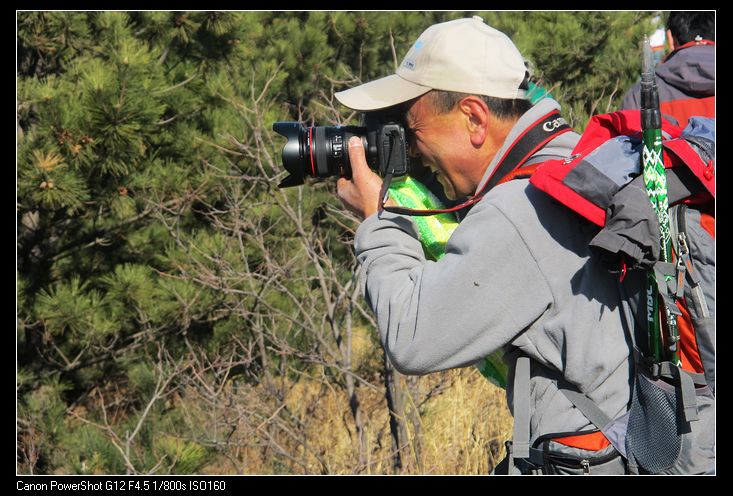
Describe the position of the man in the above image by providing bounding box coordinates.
[334,16,632,474]
[621,11,714,128]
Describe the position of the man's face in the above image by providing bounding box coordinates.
[404,95,474,200]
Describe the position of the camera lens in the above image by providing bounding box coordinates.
[272,122,376,188]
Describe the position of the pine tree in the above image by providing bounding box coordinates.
[482,11,657,129]
[17,11,256,474]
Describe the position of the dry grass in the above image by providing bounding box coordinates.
[190,357,513,475]
[419,369,512,474]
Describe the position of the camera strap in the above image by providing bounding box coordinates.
[380,109,572,217]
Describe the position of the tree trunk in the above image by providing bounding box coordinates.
[343,300,368,472]
[382,355,410,473]
[405,375,424,473]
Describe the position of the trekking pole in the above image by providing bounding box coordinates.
[640,35,680,365]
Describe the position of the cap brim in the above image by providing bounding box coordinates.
[334,74,431,111]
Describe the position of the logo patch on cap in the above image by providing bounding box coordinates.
[402,40,424,71]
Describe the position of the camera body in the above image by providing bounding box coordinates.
[272,113,412,188]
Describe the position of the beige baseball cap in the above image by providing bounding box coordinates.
[335,16,528,111]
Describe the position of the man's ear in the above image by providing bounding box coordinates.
[458,96,490,147]
[666,29,678,50]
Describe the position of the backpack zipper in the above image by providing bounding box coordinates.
[682,135,715,164]
[542,446,620,469]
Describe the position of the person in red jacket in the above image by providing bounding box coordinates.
[620,11,714,128]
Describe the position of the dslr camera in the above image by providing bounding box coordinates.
[272,113,413,188]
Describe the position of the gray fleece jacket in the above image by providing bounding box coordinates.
[354,99,631,443]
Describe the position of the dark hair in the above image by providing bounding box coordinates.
[426,90,532,121]
[667,11,715,44]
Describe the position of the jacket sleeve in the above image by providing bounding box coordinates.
[354,197,554,375]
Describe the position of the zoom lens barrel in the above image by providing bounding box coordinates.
[272,122,376,188]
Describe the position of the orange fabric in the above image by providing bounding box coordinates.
[660,96,715,129]
[676,301,705,374]
[699,212,715,239]
[553,431,611,451]
[496,163,542,185]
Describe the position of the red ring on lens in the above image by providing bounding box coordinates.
[309,127,316,177]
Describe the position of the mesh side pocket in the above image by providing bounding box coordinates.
[625,371,683,473]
